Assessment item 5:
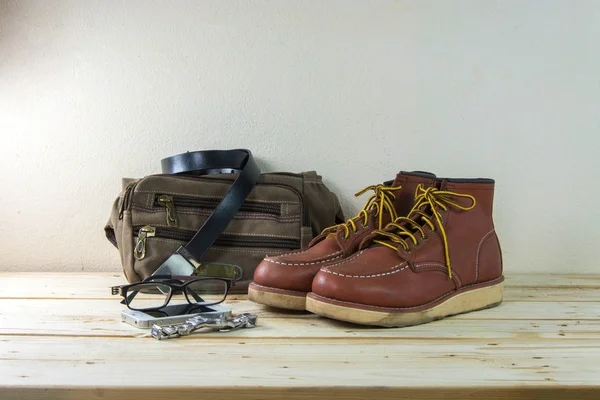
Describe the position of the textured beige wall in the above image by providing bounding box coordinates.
[0,0,598,274]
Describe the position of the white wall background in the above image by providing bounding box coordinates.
[0,0,598,274]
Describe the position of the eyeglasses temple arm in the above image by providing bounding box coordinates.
[112,286,134,305]
[125,289,140,305]
[189,291,205,303]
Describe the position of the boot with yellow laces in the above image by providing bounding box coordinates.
[306,178,503,326]
[248,171,437,310]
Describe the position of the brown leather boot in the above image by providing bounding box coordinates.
[306,178,503,326]
[248,171,437,310]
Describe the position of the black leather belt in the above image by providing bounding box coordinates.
[160,149,261,262]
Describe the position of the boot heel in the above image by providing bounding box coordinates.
[439,279,504,316]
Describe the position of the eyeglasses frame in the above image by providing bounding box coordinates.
[111,274,234,311]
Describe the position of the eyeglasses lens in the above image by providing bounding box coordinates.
[127,283,172,310]
[185,279,228,306]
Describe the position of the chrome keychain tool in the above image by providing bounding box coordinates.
[151,313,258,340]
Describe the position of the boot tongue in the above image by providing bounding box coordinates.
[371,187,435,246]
[383,179,454,239]
[328,175,437,246]
[392,171,437,186]
[439,179,450,190]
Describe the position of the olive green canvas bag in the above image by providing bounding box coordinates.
[105,150,344,293]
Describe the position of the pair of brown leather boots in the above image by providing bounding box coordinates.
[248,171,504,327]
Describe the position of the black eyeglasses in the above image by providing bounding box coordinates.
[111,275,233,311]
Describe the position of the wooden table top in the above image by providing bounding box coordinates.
[0,272,599,399]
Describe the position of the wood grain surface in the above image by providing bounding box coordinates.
[1,273,599,399]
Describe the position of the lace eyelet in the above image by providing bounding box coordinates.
[361,222,368,229]
[343,235,350,241]
[422,235,428,241]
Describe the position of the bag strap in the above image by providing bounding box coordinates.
[160,149,261,261]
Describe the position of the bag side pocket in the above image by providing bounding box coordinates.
[301,172,345,236]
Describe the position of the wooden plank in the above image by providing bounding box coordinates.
[507,287,600,302]
[0,273,250,300]
[1,336,599,389]
[1,297,598,324]
[4,285,600,302]
[1,311,598,340]
[0,273,599,398]
[2,272,600,300]
[3,296,600,326]
[1,298,598,338]
[0,387,598,400]
[507,274,600,288]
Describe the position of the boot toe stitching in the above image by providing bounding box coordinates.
[265,251,343,266]
[320,262,409,279]
[319,250,366,272]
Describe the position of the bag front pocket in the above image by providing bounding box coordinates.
[133,225,300,261]
[118,174,306,288]
[152,194,284,227]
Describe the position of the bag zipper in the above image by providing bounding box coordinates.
[154,174,309,227]
[118,181,138,220]
[133,225,299,260]
[154,194,283,227]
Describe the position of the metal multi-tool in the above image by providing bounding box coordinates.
[151,313,258,340]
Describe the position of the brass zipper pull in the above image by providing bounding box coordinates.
[134,226,156,260]
[157,195,179,227]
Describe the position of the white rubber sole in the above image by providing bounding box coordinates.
[248,284,307,311]
[305,280,504,327]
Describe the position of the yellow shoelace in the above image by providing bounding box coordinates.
[323,184,402,240]
[373,184,476,278]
